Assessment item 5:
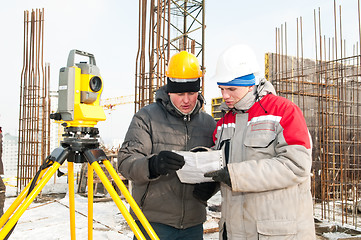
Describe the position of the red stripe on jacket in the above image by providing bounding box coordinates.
[213,94,311,149]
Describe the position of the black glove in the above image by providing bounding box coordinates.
[193,182,220,203]
[149,151,185,178]
[204,167,232,187]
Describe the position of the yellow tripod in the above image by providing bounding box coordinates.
[0,127,159,240]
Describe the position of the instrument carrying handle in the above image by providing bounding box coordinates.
[67,49,96,67]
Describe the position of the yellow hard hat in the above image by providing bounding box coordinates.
[166,51,203,79]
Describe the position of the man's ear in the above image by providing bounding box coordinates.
[248,86,255,92]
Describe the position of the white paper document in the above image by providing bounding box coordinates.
[174,149,223,184]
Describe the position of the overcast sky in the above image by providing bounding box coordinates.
[0,0,359,145]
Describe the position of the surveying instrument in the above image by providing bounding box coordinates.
[0,50,159,240]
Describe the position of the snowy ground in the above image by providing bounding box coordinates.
[2,176,221,240]
[5,175,360,240]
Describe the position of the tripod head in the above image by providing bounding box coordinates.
[62,126,100,139]
[61,127,101,164]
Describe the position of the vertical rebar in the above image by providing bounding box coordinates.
[269,0,361,229]
[135,0,205,112]
[17,9,49,194]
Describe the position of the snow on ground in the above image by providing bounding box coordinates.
[5,194,134,240]
[5,175,361,240]
[2,177,221,240]
[313,201,361,239]
[4,176,361,240]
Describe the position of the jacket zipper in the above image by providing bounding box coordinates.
[179,121,189,228]
[180,184,186,229]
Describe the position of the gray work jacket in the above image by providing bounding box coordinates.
[118,86,216,229]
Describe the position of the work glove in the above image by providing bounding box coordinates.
[193,182,220,204]
[204,167,232,187]
[149,151,185,178]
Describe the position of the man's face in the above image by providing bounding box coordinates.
[218,85,254,108]
[168,92,199,114]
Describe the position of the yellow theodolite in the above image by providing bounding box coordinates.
[0,50,158,240]
[50,49,106,127]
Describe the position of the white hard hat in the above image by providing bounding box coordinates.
[211,44,260,86]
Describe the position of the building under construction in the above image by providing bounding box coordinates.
[266,1,361,230]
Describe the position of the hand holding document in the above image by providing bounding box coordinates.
[174,147,223,184]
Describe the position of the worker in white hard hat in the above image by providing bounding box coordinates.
[204,44,316,240]
[118,51,217,240]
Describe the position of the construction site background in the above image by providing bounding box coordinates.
[3,0,361,239]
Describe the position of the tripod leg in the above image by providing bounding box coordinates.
[0,167,47,229]
[0,162,62,239]
[103,160,159,240]
[68,162,76,240]
[87,163,93,240]
[89,161,148,240]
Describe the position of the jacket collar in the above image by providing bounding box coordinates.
[220,78,277,113]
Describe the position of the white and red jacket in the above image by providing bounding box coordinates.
[213,79,316,239]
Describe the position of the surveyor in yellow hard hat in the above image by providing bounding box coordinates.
[165,51,202,95]
[118,51,217,239]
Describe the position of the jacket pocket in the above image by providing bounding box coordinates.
[257,220,297,239]
[244,129,276,148]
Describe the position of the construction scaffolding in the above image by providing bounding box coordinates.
[135,0,205,112]
[17,9,51,193]
[267,0,361,229]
